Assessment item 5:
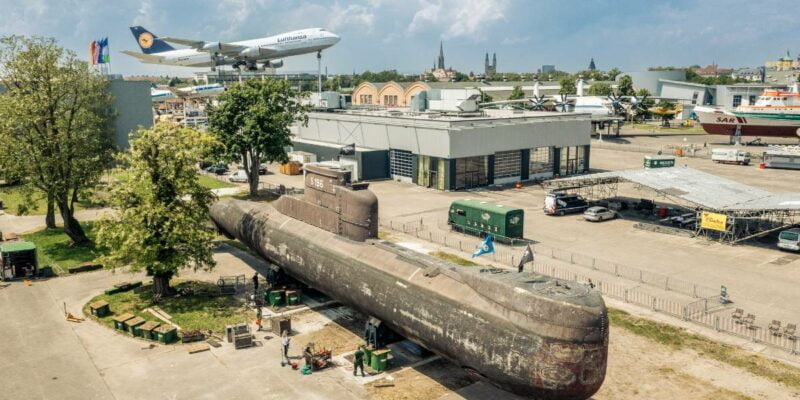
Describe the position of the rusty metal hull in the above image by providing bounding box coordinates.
[211,200,608,399]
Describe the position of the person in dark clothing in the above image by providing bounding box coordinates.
[353,346,366,377]
[252,273,259,292]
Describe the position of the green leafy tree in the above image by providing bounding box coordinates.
[478,89,493,103]
[617,75,635,95]
[508,85,525,100]
[96,124,217,297]
[208,79,309,196]
[0,35,114,242]
[606,67,622,81]
[558,77,576,95]
[587,82,613,96]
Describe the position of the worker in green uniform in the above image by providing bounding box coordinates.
[353,346,366,377]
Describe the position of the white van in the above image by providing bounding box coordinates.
[778,228,800,252]
[711,148,751,165]
[228,170,248,183]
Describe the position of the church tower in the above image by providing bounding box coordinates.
[437,41,445,70]
[589,57,596,71]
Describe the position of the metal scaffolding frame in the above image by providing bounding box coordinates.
[543,168,800,244]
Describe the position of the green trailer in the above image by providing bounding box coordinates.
[447,199,524,243]
[0,241,37,280]
[643,155,675,169]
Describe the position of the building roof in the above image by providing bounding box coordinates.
[0,241,36,253]
[547,167,800,211]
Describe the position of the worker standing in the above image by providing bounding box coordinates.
[255,307,263,331]
[281,330,291,367]
[252,273,259,293]
[353,346,366,377]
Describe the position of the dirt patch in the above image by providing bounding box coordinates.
[292,321,364,356]
[595,325,799,400]
[367,358,477,400]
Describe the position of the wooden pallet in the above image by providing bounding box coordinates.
[185,342,210,354]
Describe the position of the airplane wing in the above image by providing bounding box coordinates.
[121,50,163,63]
[160,37,248,55]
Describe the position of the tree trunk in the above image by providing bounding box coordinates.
[45,192,56,229]
[152,271,175,298]
[56,199,88,244]
[246,150,259,197]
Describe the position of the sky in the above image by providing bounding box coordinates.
[1,0,798,77]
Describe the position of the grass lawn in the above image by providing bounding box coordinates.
[83,280,254,338]
[430,251,479,267]
[198,175,235,190]
[0,186,105,216]
[21,223,103,271]
[609,308,800,389]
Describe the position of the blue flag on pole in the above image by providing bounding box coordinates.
[472,234,495,258]
[101,37,110,64]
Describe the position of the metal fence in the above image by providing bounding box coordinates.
[379,217,799,356]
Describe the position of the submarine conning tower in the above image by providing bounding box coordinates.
[274,165,378,241]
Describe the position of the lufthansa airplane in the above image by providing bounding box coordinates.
[122,26,340,70]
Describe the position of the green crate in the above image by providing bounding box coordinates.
[112,313,134,331]
[286,290,299,306]
[89,300,110,317]
[370,349,390,372]
[268,290,284,307]
[137,321,161,339]
[126,317,146,335]
[154,325,177,344]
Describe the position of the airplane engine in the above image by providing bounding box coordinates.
[202,42,222,52]
[265,59,283,69]
[239,46,261,59]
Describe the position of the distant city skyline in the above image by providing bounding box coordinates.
[1,0,799,77]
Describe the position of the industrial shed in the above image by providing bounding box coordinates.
[543,167,800,244]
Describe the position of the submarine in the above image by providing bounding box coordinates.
[210,165,608,399]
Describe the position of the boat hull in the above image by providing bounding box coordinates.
[696,107,800,138]
[211,200,608,399]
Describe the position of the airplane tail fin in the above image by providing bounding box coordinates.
[129,26,176,54]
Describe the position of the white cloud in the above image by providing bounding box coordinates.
[408,0,509,40]
[132,0,154,27]
[501,36,530,46]
[328,3,376,31]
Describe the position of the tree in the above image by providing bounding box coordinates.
[558,77,576,95]
[606,67,622,81]
[208,79,309,196]
[587,82,613,96]
[617,75,635,95]
[478,89,493,103]
[0,36,114,242]
[96,124,217,297]
[508,85,525,100]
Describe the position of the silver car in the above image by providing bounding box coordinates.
[584,206,616,222]
[778,228,800,252]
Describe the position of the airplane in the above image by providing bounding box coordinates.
[122,26,340,71]
[151,83,226,102]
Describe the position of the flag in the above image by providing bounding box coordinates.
[471,235,494,258]
[101,37,110,64]
[96,38,105,64]
[340,143,356,155]
[89,41,97,65]
[517,244,534,273]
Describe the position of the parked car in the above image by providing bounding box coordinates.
[583,206,616,222]
[777,228,800,252]
[259,164,267,175]
[544,192,589,216]
[711,148,751,165]
[205,164,228,175]
[229,170,248,183]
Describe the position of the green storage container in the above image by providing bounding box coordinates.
[268,290,283,307]
[370,349,390,372]
[126,316,146,335]
[137,321,161,339]
[643,155,675,169]
[112,313,134,331]
[154,325,177,344]
[286,290,299,306]
[89,300,110,317]
[447,199,524,243]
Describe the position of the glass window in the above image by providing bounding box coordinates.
[748,95,757,105]
[389,149,413,178]
[732,95,742,107]
[454,156,487,190]
[530,147,553,174]
[494,150,521,179]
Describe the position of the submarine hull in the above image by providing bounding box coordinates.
[211,200,608,399]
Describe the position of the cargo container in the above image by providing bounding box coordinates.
[447,199,524,243]
[763,148,800,170]
[643,155,675,169]
[711,148,750,165]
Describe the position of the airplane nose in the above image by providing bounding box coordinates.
[330,33,341,43]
